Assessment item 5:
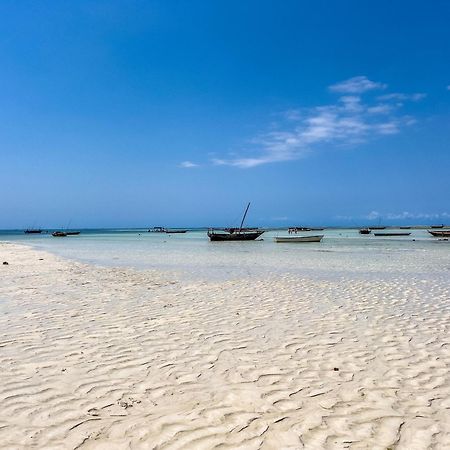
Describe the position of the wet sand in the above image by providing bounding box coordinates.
[1,242,449,449]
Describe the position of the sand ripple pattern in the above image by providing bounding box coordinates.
[1,243,449,449]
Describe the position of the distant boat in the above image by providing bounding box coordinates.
[431,224,445,229]
[369,226,386,230]
[52,231,67,237]
[359,228,371,235]
[374,232,411,237]
[288,227,311,233]
[148,227,188,234]
[428,230,450,237]
[148,227,166,233]
[207,203,264,241]
[275,235,323,243]
[24,229,43,234]
[399,226,411,229]
[66,231,81,235]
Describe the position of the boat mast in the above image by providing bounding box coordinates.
[239,202,251,232]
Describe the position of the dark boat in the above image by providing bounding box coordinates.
[374,232,411,237]
[52,231,67,237]
[369,226,386,230]
[431,224,444,229]
[24,229,43,234]
[66,231,81,235]
[207,203,264,241]
[428,230,450,237]
[359,228,371,235]
[399,226,411,229]
[165,229,188,234]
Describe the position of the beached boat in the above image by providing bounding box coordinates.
[275,235,324,243]
[374,232,411,237]
[428,230,450,237]
[52,231,67,237]
[207,203,264,241]
[359,228,371,235]
[24,229,43,234]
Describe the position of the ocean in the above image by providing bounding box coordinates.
[1,228,449,282]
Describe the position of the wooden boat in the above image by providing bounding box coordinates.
[66,231,81,235]
[369,226,386,230]
[275,235,323,243]
[374,232,411,237]
[207,203,264,241]
[428,230,450,237]
[165,229,188,234]
[24,229,43,234]
[399,226,411,229]
[52,231,67,237]
[431,224,444,229]
[359,228,371,235]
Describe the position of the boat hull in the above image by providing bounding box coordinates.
[428,230,450,237]
[275,235,323,243]
[208,230,264,241]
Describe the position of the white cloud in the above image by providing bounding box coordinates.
[363,211,450,220]
[329,76,387,94]
[447,85,450,91]
[211,76,424,168]
[377,92,426,102]
[179,161,199,168]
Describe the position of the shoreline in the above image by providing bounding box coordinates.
[1,242,449,448]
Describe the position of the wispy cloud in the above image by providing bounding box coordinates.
[364,211,450,220]
[213,76,425,169]
[329,76,387,94]
[337,211,450,221]
[377,93,426,102]
[179,161,199,168]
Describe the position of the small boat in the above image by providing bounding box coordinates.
[428,230,450,237]
[369,226,386,230]
[275,235,324,243]
[288,227,311,233]
[65,231,81,235]
[165,229,188,234]
[374,232,411,237]
[431,224,444,229]
[208,203,264,241]
[148,227,167,233]
[399,226,411,229]
[24,229,43,234]
[52,231,67,237]
[359,228,371,235]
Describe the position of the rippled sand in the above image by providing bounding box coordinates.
[1,242,449,449]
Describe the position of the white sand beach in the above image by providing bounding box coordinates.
[1,241,449,449]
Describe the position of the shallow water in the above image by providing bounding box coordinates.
[2,228,449,282]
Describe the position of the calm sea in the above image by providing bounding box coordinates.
[1,228,449,281]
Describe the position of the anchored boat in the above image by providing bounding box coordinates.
[207,203,264,241]
[274,235,324,243]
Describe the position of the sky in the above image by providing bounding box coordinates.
[0,0,449,228]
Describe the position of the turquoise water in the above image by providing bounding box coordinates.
[2,228,449,281]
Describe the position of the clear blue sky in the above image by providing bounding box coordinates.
[1,0,449,228]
